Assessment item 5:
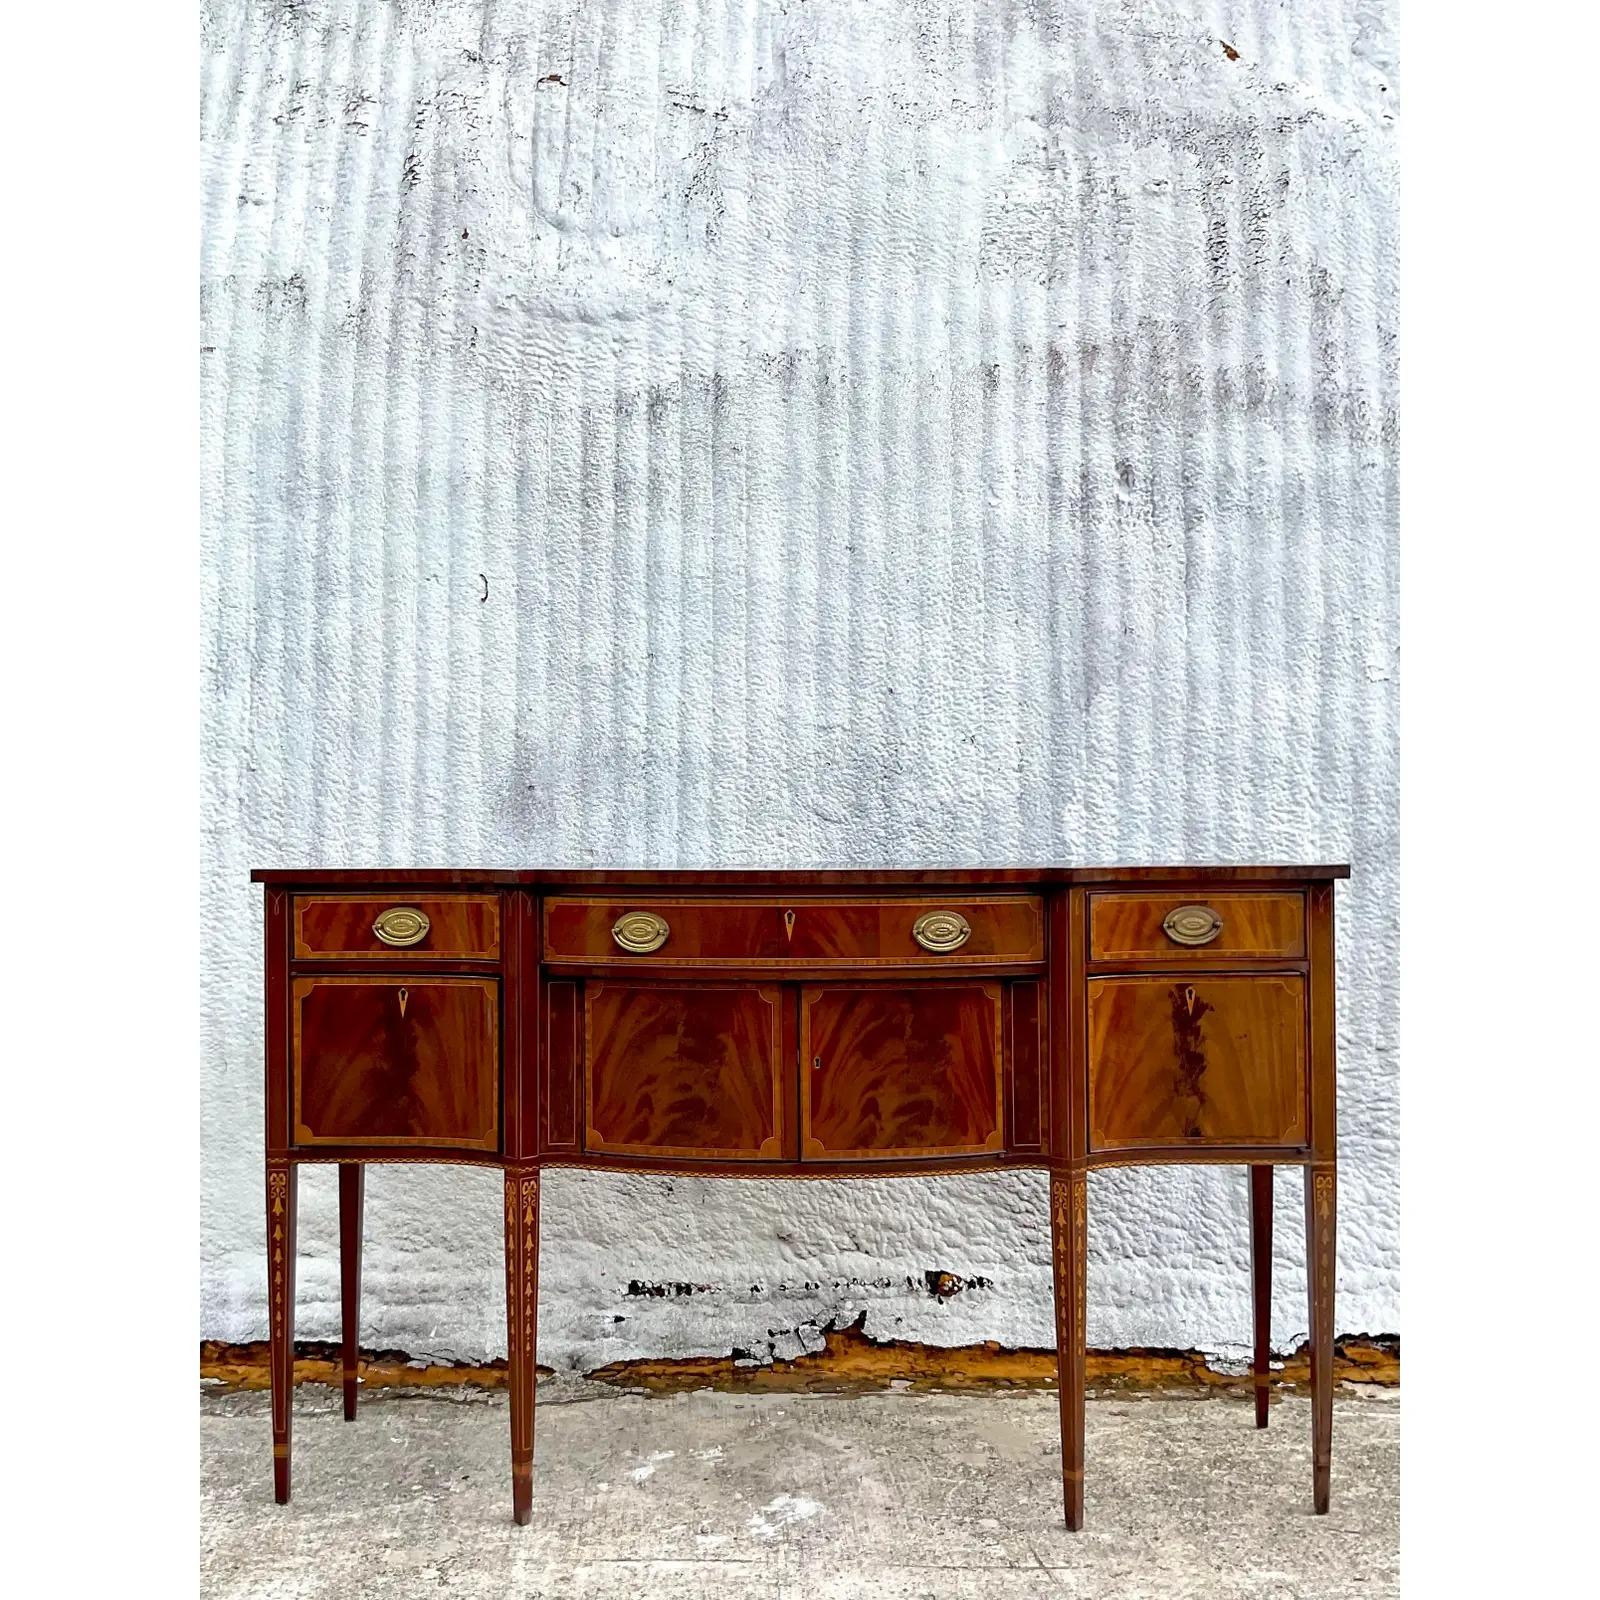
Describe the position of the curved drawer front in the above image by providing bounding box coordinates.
[294,894,501,961]
[543,896,1044,967]
[1088,892,1304,964]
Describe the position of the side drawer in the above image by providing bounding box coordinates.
[1088,892,1304,963]
[294,893,501,961]
[545,896,1044,967]
[292,976,499,1150]
[1087,974,1307,1151]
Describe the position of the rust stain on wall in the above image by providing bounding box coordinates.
[202,1324,1397,1396]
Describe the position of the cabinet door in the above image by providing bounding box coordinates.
[801,984,1004,1160]
[584,983,787,1160]
[1087,974,1307,1151]
[292,977,499,1150]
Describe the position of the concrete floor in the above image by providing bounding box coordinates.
[201,1381,1398,1599]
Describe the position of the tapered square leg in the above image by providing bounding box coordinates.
[267,1160,298,1504]
[1050,1168,1088,1531]
[1249,1164,1273,1428]
[339,1163,364,1421]
[1306,1165,1336,1513]
[504,1168,540,1526]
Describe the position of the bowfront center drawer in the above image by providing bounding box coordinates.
[1088,892,1304,963]
[294,893,501,961]
[544,896,1044,966]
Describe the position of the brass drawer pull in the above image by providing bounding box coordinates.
[372,907,431,947]
[1162,905,1223,947]
[612,910,670,954]
[912,910,972,953]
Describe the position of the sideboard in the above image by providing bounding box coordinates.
[252,863,1347,1529]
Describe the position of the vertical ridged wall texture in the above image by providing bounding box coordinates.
[201,0,1398,1366]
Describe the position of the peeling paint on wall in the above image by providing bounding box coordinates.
[200,0,1399,1368]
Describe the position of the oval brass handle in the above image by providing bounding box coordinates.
[612,910,670,954]
[1162,905,1223,946]
[912,910,972,953]
[372,907,430,948]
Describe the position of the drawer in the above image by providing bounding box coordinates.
[545,896,1044,967]
[1087,974,1306,1151]
[801,983,1004,1160]
[292,976,499,1150]
[585,983,786,1160]
[293,894,501,961]
[1088,892,1303,963]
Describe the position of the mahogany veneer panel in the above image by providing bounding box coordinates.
[800,984,1004,1160]
[584,983,786,1160]
[1088,892,1304,963]
[1087,974,1307,1150]
[292,977,499,1149]
[1008,979,1044,1150]
[294,894,501,960]
[544,896,1044,966]
[543,979,580,1151]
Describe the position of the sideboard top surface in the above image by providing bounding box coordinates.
[252,864,1351,887]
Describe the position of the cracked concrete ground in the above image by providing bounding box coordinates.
[201,1382,1398,1599]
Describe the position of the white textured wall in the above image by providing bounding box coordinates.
[200,0,1398,1368]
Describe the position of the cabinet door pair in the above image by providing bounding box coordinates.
[584,982,1006,1163]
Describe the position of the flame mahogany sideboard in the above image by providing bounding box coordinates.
[252,863,1348,1529]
